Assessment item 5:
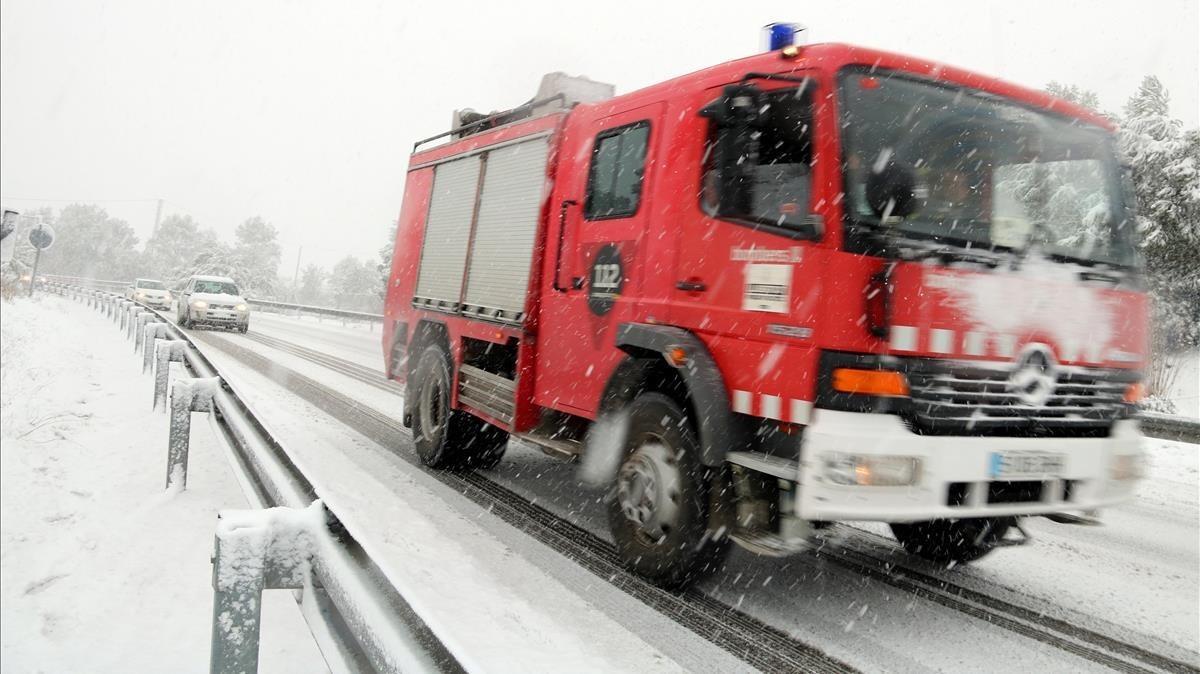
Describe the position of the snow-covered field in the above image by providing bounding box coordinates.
[0,295,325,672]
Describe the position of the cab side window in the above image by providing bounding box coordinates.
[585,122,650,220]
[703,86,815,229]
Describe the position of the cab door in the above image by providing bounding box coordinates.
[535,103,665,417]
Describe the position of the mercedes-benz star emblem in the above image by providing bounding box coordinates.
[1009,343,1058,406]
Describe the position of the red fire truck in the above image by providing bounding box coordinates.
[383,35,1146,586]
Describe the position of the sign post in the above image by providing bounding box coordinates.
[27,223,55,297]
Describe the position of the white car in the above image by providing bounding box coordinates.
[175,275,250,332]
[126,278,172,309]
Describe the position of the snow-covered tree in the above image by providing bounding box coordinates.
[1120,78,1200,351]
[230,216,282,297]
[37,204,140,281]
[377,220,398,301]
[141,214,220,283]
[297,263,327,305]
[329,256,379,311]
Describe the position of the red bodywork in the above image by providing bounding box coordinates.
[382,43,1145,433]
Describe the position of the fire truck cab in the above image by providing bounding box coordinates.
[383,37,1146,586]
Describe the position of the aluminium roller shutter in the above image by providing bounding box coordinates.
[414,155,482,306]
[462,138,550,317]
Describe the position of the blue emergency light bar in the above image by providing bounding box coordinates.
[763,22,805,51]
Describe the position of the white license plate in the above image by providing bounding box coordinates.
[989,451,1064,479]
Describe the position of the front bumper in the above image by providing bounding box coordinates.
[192,309,248,327]
[798,409,1142,521]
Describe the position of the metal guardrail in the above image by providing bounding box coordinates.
[1139,411,1200,444]
[41,274,385,324]
[46,281,457,673]
[247,298,383,323]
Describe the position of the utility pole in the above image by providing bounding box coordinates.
[152,198,163,237]
[291,245,303,302]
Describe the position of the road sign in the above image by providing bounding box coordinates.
[29,223,55,250]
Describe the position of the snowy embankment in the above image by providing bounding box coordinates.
[0,295,325,672]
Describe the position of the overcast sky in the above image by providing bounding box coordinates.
[2,0,1197,272]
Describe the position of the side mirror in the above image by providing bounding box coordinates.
[866,160,920,220]
[700,84,764,217]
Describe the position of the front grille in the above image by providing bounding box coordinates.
[906,359,1137,437]
[987,480,1044,504]
[210,304,236,310]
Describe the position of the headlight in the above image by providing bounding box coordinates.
[135,292,145,298]
[1110,453,1142,481]
[825,453,922,486]
[192,300,208,309]
[235,303,248,312]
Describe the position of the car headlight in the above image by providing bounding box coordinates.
[235,303,248,312]
[825,453,922,486]
[192,300,208,309]
[1110,453,1142,481]
[135,292,145,298]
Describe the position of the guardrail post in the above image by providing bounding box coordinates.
[153,339,188,410]
[134,313,160,351]
[167,377,218,490]
[143,325,171,371]
[128,308,152,340]
[118,300,133,328]
[210,507,316,674]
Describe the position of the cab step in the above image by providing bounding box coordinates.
[513,431,583,460]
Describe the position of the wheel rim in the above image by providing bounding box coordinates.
[617,438,682,544]
[417,372,446,445]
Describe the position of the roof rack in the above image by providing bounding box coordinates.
[412,94,566,152]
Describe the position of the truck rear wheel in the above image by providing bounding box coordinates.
[890,517,1013,564]
[411,344,508,470]
[608,393,727,588]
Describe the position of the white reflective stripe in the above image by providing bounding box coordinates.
[760,395,782,420]
[994,334,1018,358]
[963,331,987,356]
[890,325,918,351]
[789,399,813,425]
[732,390,753,415]
[930,328,955,354]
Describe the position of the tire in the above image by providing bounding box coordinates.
[890,517,1013,564]
[238,323,248,334]
[608,393,728,588]
[179,309,190,328]
[410,344,508,470]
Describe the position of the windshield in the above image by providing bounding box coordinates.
[840,69,1137,266]
[136,280,166,290]
[194,280,239,295]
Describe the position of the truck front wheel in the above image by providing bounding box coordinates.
[608,393,728,588]
[411,344,508,470]
[890,517,1013,564]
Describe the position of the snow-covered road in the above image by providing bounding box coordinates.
[187,310,1199,672]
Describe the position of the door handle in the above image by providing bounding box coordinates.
[553,200,579,292]
[675,279,707,292]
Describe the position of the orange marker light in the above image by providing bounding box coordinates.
[832,368,909,397]
[1123,382,1144,404]
[667,347,689,367]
